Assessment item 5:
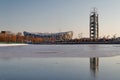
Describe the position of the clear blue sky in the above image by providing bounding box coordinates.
[0,0,120,38]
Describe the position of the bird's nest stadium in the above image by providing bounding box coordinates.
[23,31,73,42]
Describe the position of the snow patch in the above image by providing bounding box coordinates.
[0,44,28,47]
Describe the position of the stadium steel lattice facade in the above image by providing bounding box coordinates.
[23,31,73,43]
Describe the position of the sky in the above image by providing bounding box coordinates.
[0,0,120,38]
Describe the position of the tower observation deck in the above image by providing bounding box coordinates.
[90,8,99,40]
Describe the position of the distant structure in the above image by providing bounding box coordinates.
[90,8,99,40]
[23,31,73,43]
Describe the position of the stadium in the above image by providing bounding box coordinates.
[23,31,73,43]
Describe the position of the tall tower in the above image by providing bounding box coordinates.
[90,8,99,40]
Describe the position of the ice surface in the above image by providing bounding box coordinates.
[0,44,120,58]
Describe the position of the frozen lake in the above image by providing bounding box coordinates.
[0,44,120,80]
[0,44,120,57]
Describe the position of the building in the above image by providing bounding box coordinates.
[23,31,73,43]
[90,8,99,40]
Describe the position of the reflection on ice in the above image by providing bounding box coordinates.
[90,57,99,80]
[90,57,99,72]
[0,56,120,80]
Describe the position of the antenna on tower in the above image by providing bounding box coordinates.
[90,7,98,14]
